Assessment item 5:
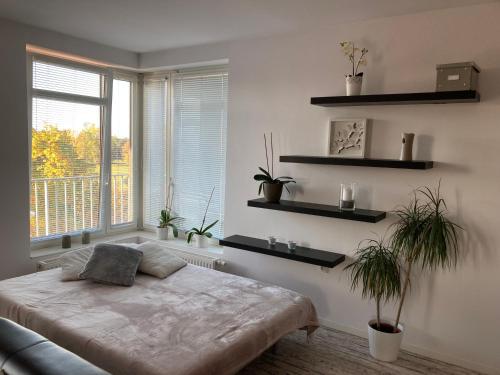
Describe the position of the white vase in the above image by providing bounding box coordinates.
[400,133,415,161]
[346,76,363,96]
[156,227,169,240]
[367,319,404,362]
[194,234,209,248]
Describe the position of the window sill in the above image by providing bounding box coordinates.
[30,229,224,259]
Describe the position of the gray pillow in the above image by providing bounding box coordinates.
[79,243,143,286]
[59,242,140,282]
[136,242,187,279]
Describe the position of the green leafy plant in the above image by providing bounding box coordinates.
[158,209,179,237]
[253,133,295,195]
[340,41,368,77]
[391,183,461,331]
[186,187,219,244]
[158,179,180,237]
[344,238,401,330]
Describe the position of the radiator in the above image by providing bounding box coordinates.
[37,243,224,272]
[37,257,63,271]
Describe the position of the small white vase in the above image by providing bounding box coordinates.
[400,133,415,161]
[156,227,169,240]
[367,319,404,362]
[346,76,363,96]
[194,234,209,248]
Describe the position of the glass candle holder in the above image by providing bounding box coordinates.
[267,236,277,247]
[81,230,91,244]
[339,183,356,211]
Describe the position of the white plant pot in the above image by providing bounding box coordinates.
[346,76,363,96]
[194,234,209,248]
[156,227,169,240]
[367,319,404,362]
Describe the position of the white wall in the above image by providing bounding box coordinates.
[0,18,138,279]
[143,3,500,373]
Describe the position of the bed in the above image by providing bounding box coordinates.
[0,264,318,375]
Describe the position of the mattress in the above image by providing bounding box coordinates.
[0,265,318,375]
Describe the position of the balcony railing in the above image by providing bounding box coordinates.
[30,174,132,239]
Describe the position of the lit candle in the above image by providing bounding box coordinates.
[342,186,353,201]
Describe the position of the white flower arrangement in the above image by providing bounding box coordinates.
[340,41,368,77]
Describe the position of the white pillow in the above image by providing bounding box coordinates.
[60,246,93,281]
[59,242,140,281]
[136,242,187,279]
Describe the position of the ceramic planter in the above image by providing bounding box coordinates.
[156,226,169,240]
[367,319,404,362]
[194,234,209,248]
[263,182,283,203]
[346,76,363,96]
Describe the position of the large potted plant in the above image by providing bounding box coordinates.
[391,184,461,336]
[345,184,462,362]
[253,133,295,203]
[186,187,219,248]
[340,41,368,96]
[344,238,402,362]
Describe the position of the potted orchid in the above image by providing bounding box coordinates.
[186,187,219,248]
[157,181,179,240]
[340,41,368,96]
[253,133,295,203]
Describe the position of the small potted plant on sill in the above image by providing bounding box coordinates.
[186,187,218,248]
[344,238,402,362]
[157,181,179,240]
[253,133,295,203]
[340,41,368,96]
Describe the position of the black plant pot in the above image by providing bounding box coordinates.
[263,182,283,203]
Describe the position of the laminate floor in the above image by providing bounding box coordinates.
[239,326,479,375]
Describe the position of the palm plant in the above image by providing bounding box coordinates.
[253,133,295,195]
[344,238,401,330]
[391,183,461,331]
[186,187,218,244]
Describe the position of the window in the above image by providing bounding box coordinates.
[171,69,228,238]
[29,56,136,241]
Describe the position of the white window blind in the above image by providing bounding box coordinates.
[142,76,168,227]
[172,69,228,238]
[30,59,105,239]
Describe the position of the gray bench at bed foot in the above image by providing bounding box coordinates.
[0,318,109,375]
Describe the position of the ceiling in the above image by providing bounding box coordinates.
[0,0,495,53]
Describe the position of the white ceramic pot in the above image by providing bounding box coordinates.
[367,319,404,362]
[194,234,209,248]
[346,76,363,96]
[156,226,169,240]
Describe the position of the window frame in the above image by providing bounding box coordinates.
[28,54,139,248]
[168,66,228,238]
[141,66,228,239]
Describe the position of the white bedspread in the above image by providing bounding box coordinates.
[0,265,318,375]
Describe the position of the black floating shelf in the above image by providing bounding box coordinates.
[220,235,345,268]
[280,155,433,170]
[248,198,386,223]
[310,90,480,107]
